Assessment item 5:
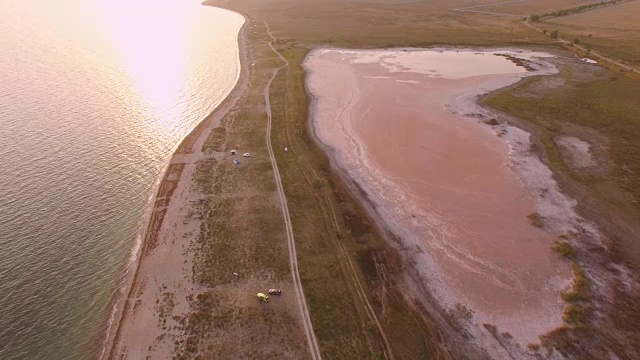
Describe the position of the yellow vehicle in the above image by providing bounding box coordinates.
[257,293,269,302]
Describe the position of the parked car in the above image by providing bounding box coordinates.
[268,289,282,296]
[243,153,251,157]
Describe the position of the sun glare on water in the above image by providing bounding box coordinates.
[0,1,242,358]
[2,0,240,148]
[88,0,227,136]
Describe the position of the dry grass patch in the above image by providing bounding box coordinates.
[526,211,544,227]
[553,240,576,260]
[201,1,640,357]
[207,0,550,47]
[201,127,227,153]
[173,17,309,359]
[263,39,449,358]
[469,0,606,16]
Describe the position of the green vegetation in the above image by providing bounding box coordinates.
[561,264,591,303]
[552,241,576,260]
[531,0,619,21]
[539,1,640,67]
[485,67,640,359]
[527,342,540,351]
[485,75,640,211]
[483,323,497,335]
[201,127,227,152]
[550,263,591,330]
[526,212,544,227]
[576,37,640,66]
[205,0,550,49]
[170,20,311,358]
[540,264,594,354]
[562,304,588,327]
[191,0,640,358]
[268,43,441,358]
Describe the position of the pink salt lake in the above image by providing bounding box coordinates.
[305,49,572,345]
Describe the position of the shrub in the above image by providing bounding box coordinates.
[553,241,576,260]
[483,323,497,334]
[527,212,544,227]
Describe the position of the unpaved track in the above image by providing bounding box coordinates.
[454,0,530,16]
[454,0,640,74]
[263,22,322,360]
[321,196,396,360]
[523,20,640,75]
[264,23,394,360]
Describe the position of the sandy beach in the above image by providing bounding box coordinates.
[305,48,586,352]
[106,16,251,359]
[106,10,319,357]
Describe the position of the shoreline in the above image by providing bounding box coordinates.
[304,47,587,357]
[303,49,493,358]
[102,11,248,359]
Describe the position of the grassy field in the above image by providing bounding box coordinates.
[541,1,640,66]
[267,42,451,358]
[198,0,640,358]
[182,12,451,358]
[168,18,318,359]
[461,0,606,16]
[215,0,556,47]
[485,73,640,216]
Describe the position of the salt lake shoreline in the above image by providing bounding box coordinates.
[302,47,489,356]
[303,47,586,358]
[102,12,248,359]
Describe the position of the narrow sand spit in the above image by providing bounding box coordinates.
[107,16,313,359]
[104,17,248,359]
[305,49,578,349]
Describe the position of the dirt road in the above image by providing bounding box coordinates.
[454,0,530,16]
[453,0,640,74]
[523,20,640,75]
[263,22,322,360]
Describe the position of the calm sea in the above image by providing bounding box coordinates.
[0,1,242,358]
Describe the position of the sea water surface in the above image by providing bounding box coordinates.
[0,0,242,358]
